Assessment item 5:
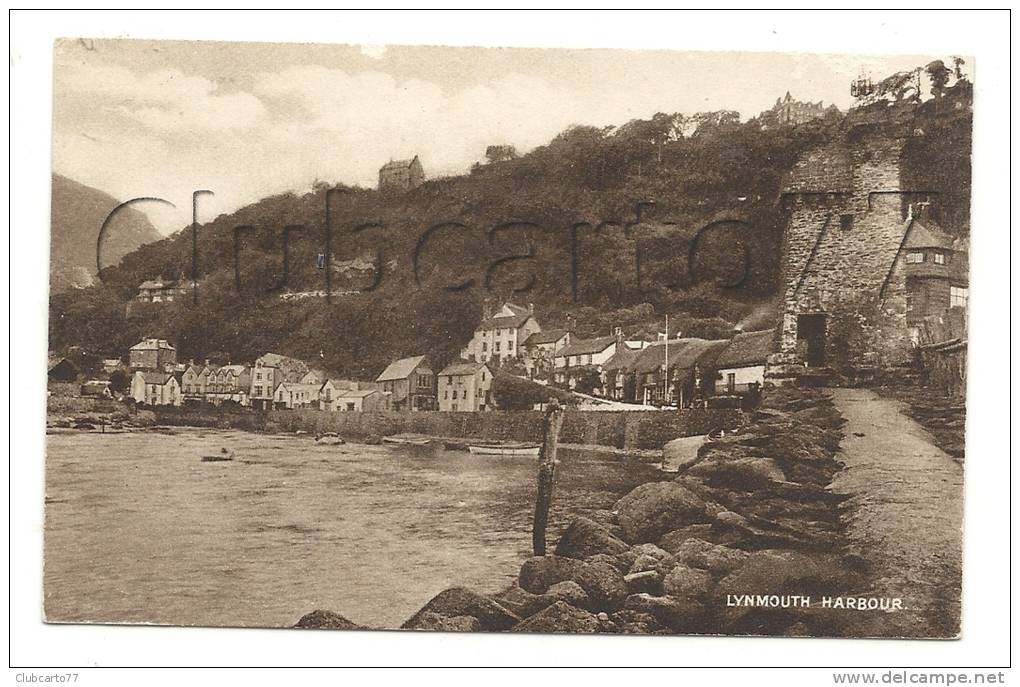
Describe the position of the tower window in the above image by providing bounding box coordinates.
[934,252,946,265]
[906,252,924,264]
[840,214,854,231]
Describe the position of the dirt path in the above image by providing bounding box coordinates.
[830,388,964,638]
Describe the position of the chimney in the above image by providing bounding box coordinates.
[528,302,534,314]
[566,315,575,333]
[482,297,493,320]
[204,359,210,367]
[614,326,623,346]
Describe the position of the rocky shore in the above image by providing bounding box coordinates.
[295,386,884,637]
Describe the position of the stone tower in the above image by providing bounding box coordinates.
[772,107,924,377]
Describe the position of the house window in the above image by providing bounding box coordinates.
[444,390,448,399]
[840,214,854,231]
[482,342,487,352]
[934,252,946,265]
[495,342,501,352]
[481,371,486,381]
[950,286,968,308]
[254,386,262,396]
[727,373,736,393]
[346,403,355,411]
[508,340,513,350]
[906,252,924,264]
[447,377,452,385]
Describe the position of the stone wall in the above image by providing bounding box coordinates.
[266,409,745,450]
[778,122,916,369]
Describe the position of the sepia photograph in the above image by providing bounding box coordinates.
[9,8,1012,677]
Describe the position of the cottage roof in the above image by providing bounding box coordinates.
[376,355,428,382]
[523,329,569,346]
[478,303,534,330]
[557,336,617,358]
[603,347,641,372]
[218,365,248,376]
[439,361,490,377]
[336,389,379,399]
[256,352,309,382]
[631,338,729,374]
[138,280,171,290]
[284,383,322,394]
[904,218,956,251]
[714,329,775,369]
[139,371,174,385]
[130,338,175,351]
[48,356,75,372]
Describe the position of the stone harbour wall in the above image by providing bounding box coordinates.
[267,408,744,451]
[295,387,912,638]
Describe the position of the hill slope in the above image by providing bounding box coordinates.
[47,80,971,379]
[50,174,162,293]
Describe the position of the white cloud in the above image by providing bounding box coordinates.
[59,62,267,132]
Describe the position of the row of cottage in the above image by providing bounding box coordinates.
[123,299,774,411]
[123,339,497,412]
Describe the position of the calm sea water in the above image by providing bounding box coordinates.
[45,429,662,629]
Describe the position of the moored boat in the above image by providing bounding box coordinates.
[382,434,432,446]
[467,442,542,457]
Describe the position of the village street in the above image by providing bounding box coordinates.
[830,388,964,638]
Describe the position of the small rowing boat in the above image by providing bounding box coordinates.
[201,448,234,462]
[382,434,432,446]
[467,442,542,457]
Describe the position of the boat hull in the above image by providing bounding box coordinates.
[467,444,541,457]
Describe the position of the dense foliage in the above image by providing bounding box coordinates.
[49,78,971,379]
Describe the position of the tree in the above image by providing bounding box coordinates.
[108,369,130,394]
[485,145,517,164]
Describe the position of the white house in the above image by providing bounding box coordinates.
[130,371,182,406]
[460,302,542,365]
[713,329,774,395]
[437,361,494,412]
[553,333,619,388]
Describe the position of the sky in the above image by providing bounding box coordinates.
[52,39,954,234]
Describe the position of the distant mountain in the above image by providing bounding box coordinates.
[50,174,162,293]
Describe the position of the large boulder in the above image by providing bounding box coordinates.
[408,612,481,632]
[512,601,601,634]
[294,609,364,630]
[518,556,584,594]
[401,587,519,631]
[554,516,630,559]
[613,481,720,543]
[492,585,550,619]
[623,593,705,633]
[686,456,786,490]
[545,581,590,608]
[662,564,713,602]
[658,524,716,553]
[572,560,628,612]
[674,538,750,575]
[716,550,848,599]
[663,435,709,471]
[623,570,662,595]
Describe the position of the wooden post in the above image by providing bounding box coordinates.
[532,400,564,557]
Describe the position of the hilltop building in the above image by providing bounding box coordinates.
[378,156,425,192]
[135,279,188,303]
[761,92,835,129]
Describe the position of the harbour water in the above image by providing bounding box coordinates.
[45,428,663,629]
